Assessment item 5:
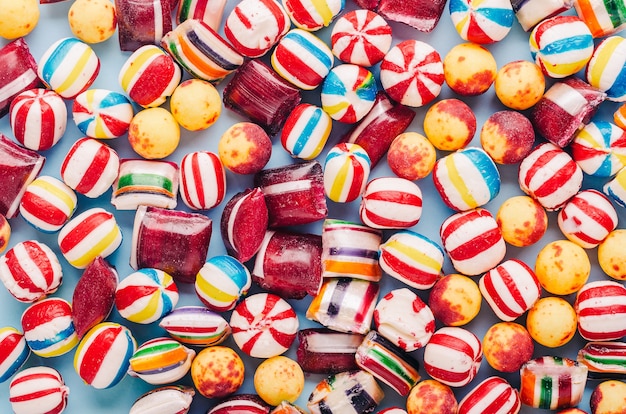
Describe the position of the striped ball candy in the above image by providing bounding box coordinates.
[440,208,506,276]
[37,37,100,99]
[575,280,626,341]
[72,89,134,138]
[195,255,251,312]
[558,189,618,249]
[321,64,377,123]
[458,376,521,414]
[180,151,226,210]
[571,121,626,177]
[449,0,514,44]
[9,88,67,151]
[73,322,136,389]
[129,337,196,385]
[423,326,483,387]
[19,176,77,233]
[130,385,195,414]
[0,327,30,383]
[208,394,270,414]
[115,268,179,324]
[359,177,422,229]
[283,0,345,31]
[281,103,332,160]
[587,36,626,102]
[9,366,69,414]
[323,143,371,203]
[330,9,392,67]
[21,297,78,357]
[159,306,231,347]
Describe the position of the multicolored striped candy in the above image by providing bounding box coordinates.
[574,0,626,38]
[359,177,422,229]
[73,322,136,389]
[281,103,332,160]
[9,88,66,151]
[511,0,573,31]
[21,297,78,357]
[131,385,195,414]
[180,151,226,210]
[176,0,227,29]
[449,0,514,44]
[19,176,77,233]
[307,370,384,414]
[379,230,444,290]
[0,327,29,383]
[323,143,371,203]
[283,0,345,31]
[57,207,122,269]
[37,37,100,99]
[271,401,306,414]
[9,366,69,414]
[458,376,521,414]
[577,341,626,379]
[575,280,626,341]
[0,240,63,303]
[321,64,377,123]
[571,121,626,177]
[111,159,179,210]
[128,337,196,385]
[558,189,618,249]
[195,255,251,312]
[115,268,179,324]
[60,137,120,198]
[586,36,626,102]
[330,10,392,67]
[322,218,382,281]
[72,89,133,138]
[208,393,270,414]
[159,306,231,347]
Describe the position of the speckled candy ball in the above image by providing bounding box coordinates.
[0,215,10,254]
[423,99,477,151]
[387,132,436,181]
[482,322,534,373]
[68,0,117,43]
[128,107,180,159]
[0,0,39,39]
[526,297,577,348]
[495,60,545,110]
[428,274,481,327]
[191,346,245,399]
[170,79,222,131]
[480,111,535,164]
[535,239,591,295]
[218,122,272,175]
[598,229,626,281]
[443,43,497,96]
[590,380,626,414]
[496,195,547,247]
[253,355,305,406]
[406,380,458,414]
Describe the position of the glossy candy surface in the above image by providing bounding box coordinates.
[220,188,268,263]
[321,64,377,123]
[0,39,42,118]
[19,176,77,233]
[180,151,226,210]
[9,366,69,414]
[195,255,251,311]
[72,89,133,139]
[9,88,66,151]
[128,337,196,385]
[115,268,179,324]
[21,297,78,358]
[0,327,29,383]
[323,143,371,203]
[449,0,514,44]
[114,0,171,51]
[159,306,231,347]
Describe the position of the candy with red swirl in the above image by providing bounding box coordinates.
[281,103,332,160]
[321,64,377,123]
[128,337,196,385]
[458,376,521,414]
[9,88,66,151]
[324,143,371,203]
[283,0,345,31]
[0,327,29,383]
[159,306,231,347]
[19,176,77,233]
[115,0,172,51]
[359,177,422,229]
[9,366,69,414]
[571,121,626,177]
[21,297,78,358]
[130,385,195,414]
[558,189,618,249]
[575,280,626,341]
[115,268,179,324]
[577,341,626,380]
[330,10,392,67]
[449,0,514,44]
[180,151,226,211]
[72,89,133,139]
[0,38,42,118]
[586,36,626,102]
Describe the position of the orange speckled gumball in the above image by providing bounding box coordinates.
[128,107,180,159]
[535,240,591,295]
[598,229,626,281]
[68,0,117,44]
[483,322,534,372]
[526,297,577,348]
[406,379,457,414]
[219,122,272,175]
[496,196,547,247]
[254,356,305,406]
[495,60,545,110]
[387,132,437,181]
[0,0,39,39]
[428,274,481,327]
[0,215,10,253]
[480,111,535,164]
[423,99,476,151]
[557,409,589,414]
[443,43,497,96]
[170,79,222,131]
[191,346,245,399]
[590,380,626,414]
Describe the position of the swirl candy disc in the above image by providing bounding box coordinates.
[571,121,626,177]
[195,255,251,312]
[19,176,77,233]
[575,280,626,341]
[9,367,69,414]
[321,64,377,123]
[21,297,78,358]
[359,177,423,229]
[331,9,392,67]
[0,327,30,383]
[449,0,514,44]
[159,306,231,347]
[72,89,134,138]
[128,337,196,385]
[180,151,227,210]
[283,0,345,31]
[586,36,626,102]
[281,103,332,160]
[323,143,371,203]
[115,268,179,324]
[558,189,618,249]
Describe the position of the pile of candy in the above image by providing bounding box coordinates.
[2,0,626,413]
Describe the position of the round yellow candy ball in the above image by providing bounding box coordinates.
[191,346,245,399]
[0,215,11,254]
[128,107,180,159]
[170,79,222,131]
[0,0,39,39]
[423,99,477,151]
[591,380,626,414]
[495,60,545,110]
[598,229,626,281]
[406,380,457,414]
[526,297,577,348]
[254,356,304,406]
[496,195,548,247]
[535,240,590,295]
[483,322,533,372]
[443,43,497,96]
[68,0,117,43]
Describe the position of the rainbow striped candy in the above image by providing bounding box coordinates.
[0,327,29,383]
[575,280,626,341]
[571,121,626,177]
[577,341,626,379]
[128,337,196,385]
[458,377,521,414]
[574,0,626,38]
[283,0,345,30]
[180,151,226,210]
[72,89,133,139]
[324,143,371,203]
[379,230,444,290]
[57,207,122,269]
[115,268,179,324]
[529,15,594,78]
[331,9,392,67]
[130,385,195,414]
[195,255,251,312]
[9,366,69,414]
[73,322,136,389]
[587,36,626,102]
[558,189,618,249]
[176,0,227,29]
[9,88,67,151]
[281,103,332,160]
[111,159,179,210]
[449,0,514,44]
[321,64,377,123]
[37,37,100,99]
[19,176,77,233]
[21,297,78,357]
[159,306,231,347]
[360,177,423,229]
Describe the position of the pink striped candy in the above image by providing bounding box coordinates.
[558,189,618,249]
[575,280,626,341]
[21,297,78,358]
[0,327,30,383]
[19,176,77,233]
[9,366,69,414]
[323,143,371,203]
[9,88,67,151]
[331,10,392,67]
[359,177,422,229]
[458,376,521,414]
[180,151,226,210]
[281,103,332,160]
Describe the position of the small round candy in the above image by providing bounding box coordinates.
[9,366,69,414]
[587,36,626,102]
[191,346,245,398]
[598,229,626,281]
[281,103,332,160]
[180,151,227,210]
[590,380,626,414]
[558,189,618,249]
[387,132,436,181]
[0,0,39,39]
[323,143,371,203]
[128,107,180,159]
[496,195,547,247]
[495,60,545,110]
[535,239,590,295]
[19,176,77,233]
[282,0,344,31]
[406,380,458,414]
[72,89,133,139]
[68,0,117,43]
[170,79,222,131]
[480,111,535,164]
[428,274,481,327]
[21,297,78,357]
[449,0,514,44]
[482,322,533,373]
[218,122,272,174]
[115,268,179,324]
[254,355,305,406]
[321,63,377,123]
[330,10,392,67]
[575,280,626,341]
[529,15,594,78]
[0,327,29,383]
[0,215,10,254]
[526,296,577,348]
[423,99,476,151]
[359,177,423,229]
[129,337,195,385]
[195,255,251,312]
[571,121,626,178]
[443,43,497,96]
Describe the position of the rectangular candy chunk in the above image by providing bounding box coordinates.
[511,0,574,31]
[115,0,173,51]
[377,0,447,32]
[296,328,364,374]
[0,38,42,117]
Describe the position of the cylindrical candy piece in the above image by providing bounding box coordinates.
[307,370,384,414]
[423,327,483,387]
[159,306,231,347]
[321,64,377,123]
[19,176,77,233]
[72,89,133,138]
[558,189,618,249]
[296,328,363,374]
[511,0,573,32]
[359,177,422,229]
[323,143,371,203]
[575,280,626,341]
[111,159,179,210]
[330,10,392,67]
[130,385,195,414]
[283,0,344,31]
[449,0,514,44]
[574,0,626,38]
[281,103,332,160]
[115,0,172,51]
[9,367,69,414]
[21,297,78,357]
[180,151,226,211]
[571,121,626,177]
[586,36,626,102]
[577,341,626,379]
[195,255,251,312]
[128,337,196,385]
[115,268,179,324]
[0,327,29,383]
[458,376,521,414]
[520,357,588,410]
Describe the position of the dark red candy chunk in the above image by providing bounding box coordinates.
[297,328,364,374]
[352,0,379,9]
[114,0,172,51]
[377,0,447,32]
[0,38,42,117]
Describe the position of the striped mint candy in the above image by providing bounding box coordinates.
[0,327,30,383]
[558,189,618,249]
[331,9,392,67]
[359,176,422,229]
[159,306,231,347]
[283,0,344,31]
[72,89,134,139]
[19,176,77,233]
[176,0,227,29]
[571,121,626,178]
[281,103,332,160]
[324,143,371,203]
[195,255,251,312]
[180,151,226,210]
[21,297,78,358]
[115,268,179,324]
[458,376,521,414]
[9,366,69,414]
[575,280,626,341]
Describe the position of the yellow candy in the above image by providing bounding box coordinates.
[423,99,476,151]
[526,297,577,348]
[0,0,39,39]
[598,229,626,281]
[219,122,272,175]
[496,196,547,247]
[170,79,222,131]
[428,274,481,327]
[128,107,180,159]
[254,356,304,406]
[0,214,10,254]
[535,240,590,295]
[68,0,117,43]
[483,322,533,373]
[443,43,497,96]
[387,132,436,181]
[591,380,626,414]
[495,60,545,110]
[191,346,244,399]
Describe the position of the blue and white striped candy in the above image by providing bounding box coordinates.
[0,327,30,383]
[449,0,514,44]
[195,255,251,312]
[281,103,332,160]
[159,306,231,347]
[321,64,377,123]
[73,89,134,139]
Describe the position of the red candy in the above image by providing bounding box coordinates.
[378,0,447,32]
[359,177,422,229]
[114,0,172,51]
[180,151,226,210]
[0,38,42,118]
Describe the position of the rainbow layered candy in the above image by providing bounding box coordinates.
[130,385,195,414]
[19,176,77,233]
[21,297,78,358]
[283,0,345,30]
[195,255,251,312]
[586,36,626,102]
[159,306,231,347]
[449,0,514,44]
[321,64,377,123]
[128,337,196,385]
[574,0,626,38]
[8,367,69,414]
[72,89,134,139]
[558,189,618,249]
[281,103,332,160]
[111,159,179,210]
[571,121,626,177]
[323,143,371,203]
[359,177,422,229]
[575,280,626,341]
[331,10,392,67]
[115,268,179,324]
[180,151,226,210]
[9,88,66,151]
[0,327,29,383]
[458,377,521,414]
[577,341,626,379]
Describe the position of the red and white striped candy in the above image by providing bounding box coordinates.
[331,9,392,67]
[359,177,422,229]
[9,88,67,151]
[575,280,626,341]
[458,376,521,414]
[21,297,78,358]
[0,327,30,383]
[19,176,77,233]
[558,189,618,249]
[180,151,226,210]
[283,0,344,31]
[440,208,506,276]
[9,366,69,414]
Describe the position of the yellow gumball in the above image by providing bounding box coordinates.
[535,240,590,295]
[128,107,180,159]
[0,215,10,254]
[443,43,497,96]
[423,99,476,151]
[526,297,577,348]
[598,229,626,281]
[495,60,545,110]
[496,196,548,247]
[170,79,222,131]
[0,0,39,39]
[254,356,304,406]
[68,0,117,43]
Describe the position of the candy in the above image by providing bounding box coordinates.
[283,0,344,30]
[223,59,301,136]
[9,367,69,414]
[495,60,545,110]
[526,297,578,347]
[323,143,371,203]
[322,218,382,281]
[428,274,481,327]
[170,79,221,131]
[21,297,78,357]
[423,326,483,387]
[432,147,501,212]
[575,280,626,341]
[296,328,363,374]
[254,356,305,405]
[111,159,179,210]
[252,230,322,299]
[281,103,332,160]
[60,137,119,198]
[482,322,534,373]
[307,370,384,414]
[221,188,268,263]
[159,306,231,347]
[449,0,514,44]
[586,36,626,102]
[0,38,42,118]
[603,166,626,206]
[558,189,618,249]
[195,255,251,311]
[209,394,271,414]
[443,42,497,96]
[271,29,334,90]
[321,64,377,123]
[180,151,226,210]
[574,0,626,38]
[19,176,76,233]
[230,292,298,358]
[535,239,590,295]
[306,277,379,334]
[115,268,179,324]
[406,380,458,414]
[73,322,136,389]
[379,230,445,290]
[37,37,100,99]
[271,401,306,414]
[191,346,244,398]
[359,177,422,229]
[387,132,436,181]
[480,111,535,164]
[377,0,447,32]
[496,195,548,247]
[128,337,195,385]
[0,0,39,39]
[130,206,212,283]
[330,10,392,67]
[118,44,182,108]
[423,98,476,151]
[578,341,626,381]
[130,385,195,414]
[9,88,66,151]
[380,40,444,107]
[511,0,573,31]
[571,121,626,177]
[590,380,626,414]
[0,327,29,383]
[520,356,588,410]
[72,89,133,139]
[0,240,62,303]
[598,229,626,280]
[0,216,10,254]
[68,0,117,43]
[128,107,180,159]
[114,0,171,51]
[176,0,226,29]
[518,142,583,210]
[373,288,435,352]
[458,377,521,414]
[219,122,272,175]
